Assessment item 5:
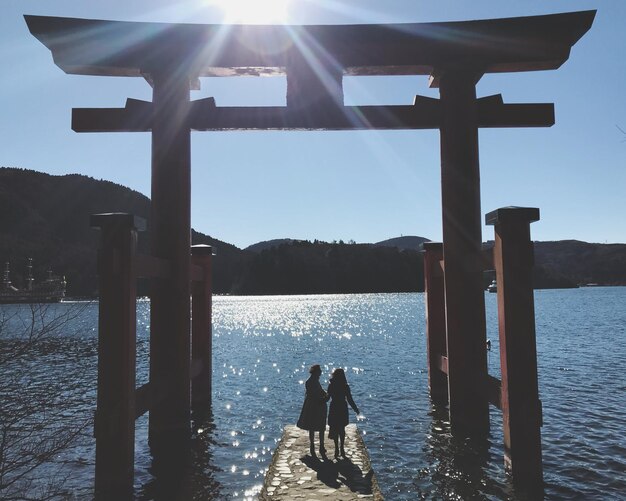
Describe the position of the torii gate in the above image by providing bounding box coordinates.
[26,10,594,499]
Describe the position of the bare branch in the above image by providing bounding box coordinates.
[0,301,94,499]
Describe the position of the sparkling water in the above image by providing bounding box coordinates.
[1,288,624,500]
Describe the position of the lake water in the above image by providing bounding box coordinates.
[1,288,625,500]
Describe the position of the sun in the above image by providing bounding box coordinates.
[210,0,291,24]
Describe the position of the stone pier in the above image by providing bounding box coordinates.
[260,425,383,500]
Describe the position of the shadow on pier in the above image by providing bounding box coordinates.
[300,455,375,496]
[260,424,382,500]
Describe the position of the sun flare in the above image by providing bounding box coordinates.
[210,0,290,24]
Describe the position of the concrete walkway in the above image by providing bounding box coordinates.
[259,424,383,500]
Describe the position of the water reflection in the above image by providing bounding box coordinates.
[187,407,223,500]
[137,407,222,500]
[3,290,625,499]
[417,404,502,500]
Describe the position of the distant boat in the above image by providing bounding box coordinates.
[0,259,66,304]
[487,279,497,293]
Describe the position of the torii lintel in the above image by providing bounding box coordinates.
[70,94,555,132]
[25,11,595,78]
[24,11,594,133]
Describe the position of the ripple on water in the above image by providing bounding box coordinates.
[2,289,625,499]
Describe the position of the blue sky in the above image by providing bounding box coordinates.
[1,0,624,248]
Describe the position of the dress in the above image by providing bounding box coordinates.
[327,380,358,439]
[296,376,328,431]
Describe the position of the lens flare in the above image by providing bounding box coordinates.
[210,0,290,24]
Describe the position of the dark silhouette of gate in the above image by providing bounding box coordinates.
[26,10,595,499]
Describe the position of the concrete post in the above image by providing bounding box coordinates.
[191,244,213,407]
[91,213,144,500]
[422,242,448,405]
[486,206,543,491]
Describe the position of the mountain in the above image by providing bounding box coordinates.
[245,239,299,253]
[534,240,626,286]
[0,168,244,295]
[237,240,423,294]
[375,236,431,250]
[1,168,625,296]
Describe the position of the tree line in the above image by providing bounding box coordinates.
[2,167,625,297]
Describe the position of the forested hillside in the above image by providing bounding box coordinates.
[0,168,242,295]
[534,240,626,286]
[237,240,423,294]
[1,168,624,296]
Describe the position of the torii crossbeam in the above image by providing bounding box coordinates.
[26,10,594,499]
[24,12,595,134]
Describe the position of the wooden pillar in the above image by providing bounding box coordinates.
[148,70,192,466]
[191,244,213,407]
[422,242,448,405]
[438,70,489,436]
[286,48,343,113]
[91,213,144,500]
[486,207,543,490]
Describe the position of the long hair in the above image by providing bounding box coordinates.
[330,367,347,386]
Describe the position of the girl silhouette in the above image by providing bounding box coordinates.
[327,368,359,458]
[296,364,329,457]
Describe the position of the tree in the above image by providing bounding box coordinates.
[0,303,91,500]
